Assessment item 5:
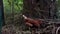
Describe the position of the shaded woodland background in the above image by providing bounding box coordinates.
[2,0,60,34]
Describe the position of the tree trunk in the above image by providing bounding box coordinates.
[0,0,5,33]
[23,0,57,19]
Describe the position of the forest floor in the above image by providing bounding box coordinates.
[2,23,60,34]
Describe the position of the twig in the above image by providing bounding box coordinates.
[56,27,60,34]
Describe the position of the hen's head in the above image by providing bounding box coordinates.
[23,15,27,19]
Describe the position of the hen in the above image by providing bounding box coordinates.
[23,15,43,28]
